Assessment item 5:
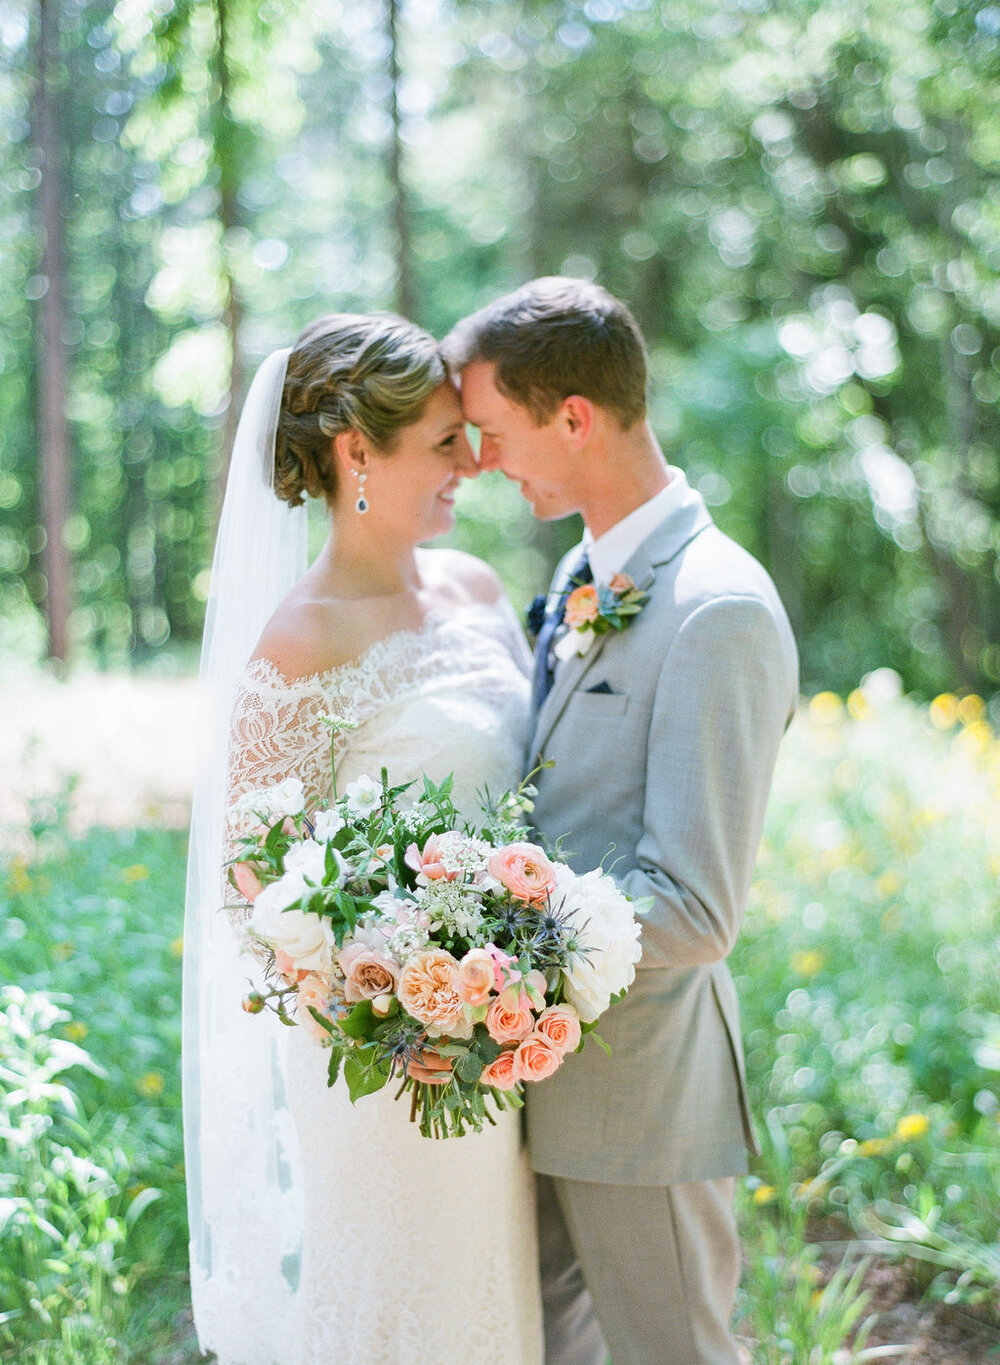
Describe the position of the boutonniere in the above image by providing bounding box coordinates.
[554,573,649,661]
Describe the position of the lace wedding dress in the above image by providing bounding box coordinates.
[219,600,543,1365]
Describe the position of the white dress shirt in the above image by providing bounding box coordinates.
[583,467,696,586]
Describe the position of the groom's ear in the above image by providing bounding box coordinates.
[558,395,594,448]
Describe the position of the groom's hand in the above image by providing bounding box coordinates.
[406,1048,454,1085]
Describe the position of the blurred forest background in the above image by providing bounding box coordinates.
[2,1,1000,1361]
[2,0,999,703]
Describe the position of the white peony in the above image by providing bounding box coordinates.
[250,878,336,974]
[553,864,643,1022]
[343,774,383,819]
[234,777,306,821]
[284,838,347,888]
[265,778,306,817]
[312,809,345,842]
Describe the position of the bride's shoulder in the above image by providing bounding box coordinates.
[418,547,504,609]
[248,595,368,683]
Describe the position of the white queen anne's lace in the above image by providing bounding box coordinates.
[209,601,543,1365]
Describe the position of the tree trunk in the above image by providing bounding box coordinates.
[212,0,243,493]
[35,0,72,664]
[386,0,415,319]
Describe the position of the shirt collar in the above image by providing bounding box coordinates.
[584,468,691,586]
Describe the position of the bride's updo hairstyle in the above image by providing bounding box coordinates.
[273,313,446,508]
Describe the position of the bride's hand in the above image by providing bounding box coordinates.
[406,1048,454,1085]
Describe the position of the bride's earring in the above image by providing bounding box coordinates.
[353,469,369,514]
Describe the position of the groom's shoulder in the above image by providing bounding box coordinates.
[669,521,788,622]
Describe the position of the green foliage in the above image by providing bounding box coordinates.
[1,686,999,1350]
[3,0,999,697]
[734,684,1000,1312]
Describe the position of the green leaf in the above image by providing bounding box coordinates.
[327,1051,342,1088]
[339,1000,376,1039]
[455,1051,485,1083]
[307,1006,335,1036]
[343,1053,390,1102]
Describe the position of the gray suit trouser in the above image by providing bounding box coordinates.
[537,1172,741,1365]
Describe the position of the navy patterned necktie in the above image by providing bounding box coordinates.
[531,552,593,711]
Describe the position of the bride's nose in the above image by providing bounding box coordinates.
[453,430,479,477]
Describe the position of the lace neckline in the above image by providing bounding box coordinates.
[244,609,451,690]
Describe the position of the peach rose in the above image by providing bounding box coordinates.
[456,948,496,1007]
[513,1035,562,1083]
[564,583,600,628]
[296,973,334,1042]
[609,572,635,594]
[533,1004,582,1056]
[343,949,400,1004]
[232,861,264,902]
[397,949,468,1036]
[487,843,557,906]
[404,834,458,882]
[485,995,535,1045]
[481,1049,520,1091]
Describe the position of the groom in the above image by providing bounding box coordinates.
[445,278,798,1364]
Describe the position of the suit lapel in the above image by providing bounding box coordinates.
[528,488,714,760]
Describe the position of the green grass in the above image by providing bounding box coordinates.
[1,687,998,1359]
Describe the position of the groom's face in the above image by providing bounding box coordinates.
[460,362,580,521]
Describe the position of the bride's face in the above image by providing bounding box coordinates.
[362,382,477,542]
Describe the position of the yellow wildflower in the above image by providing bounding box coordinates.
[847,689,869,720]
[858,1137,891,1157]
[895,1113,929,1141]
[957,694,986,725]
[136,1072,165,1099]
[7,857,31,896]
[876,871,901,898]
[929,694,957,729]
[169,936,184,958]
[752,1184,776,1206]
[66,1021,88,1042]
[791,949,824,977]
[122,864,150,883]
[809,692,843,725]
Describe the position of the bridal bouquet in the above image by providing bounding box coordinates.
[229,742,644,1138]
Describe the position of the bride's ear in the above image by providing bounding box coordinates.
[332,428,368,478]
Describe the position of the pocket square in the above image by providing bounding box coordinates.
[586,680,615,694]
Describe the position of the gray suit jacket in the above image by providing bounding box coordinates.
[524,488,798,1186]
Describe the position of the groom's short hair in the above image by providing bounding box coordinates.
[443,277,647,429]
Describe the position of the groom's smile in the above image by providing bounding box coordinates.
[459,361,578,521]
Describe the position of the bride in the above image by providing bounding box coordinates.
[182,314,543,1364]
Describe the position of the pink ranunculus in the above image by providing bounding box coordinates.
[513,1035,563,1083]
[533,1004,582,1056]
[485,995,535,1045]
[397,949,468,1036]
[484,944,516,988]
[481,1049,520,1091]
[343,949,400,1004]
[564,583,600,628]
[232,861,264,902]
[608,572,635,595]
[404,834,458,883]
[456,948,497,1007]
[487,842,558,906]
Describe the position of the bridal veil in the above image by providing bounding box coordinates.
[182,348,308,1363]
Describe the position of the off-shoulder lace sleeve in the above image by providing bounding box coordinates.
[222,658,351,937]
